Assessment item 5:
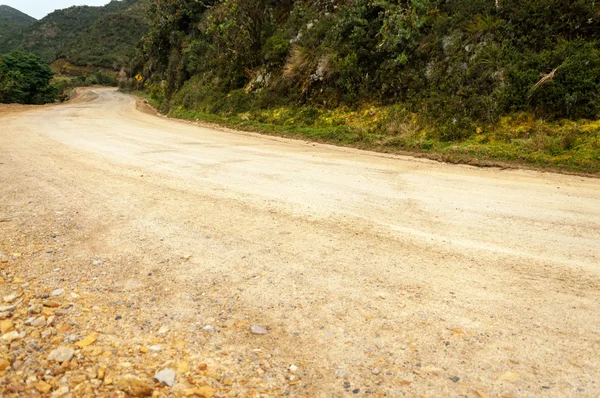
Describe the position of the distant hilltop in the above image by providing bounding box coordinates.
[0,0,148,70]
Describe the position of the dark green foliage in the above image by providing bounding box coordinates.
[0,51,57,104]
[63,11,149,69]
[134,0,600,142]
[0,6,37,54]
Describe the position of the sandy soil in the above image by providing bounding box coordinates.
[1,88,599,397]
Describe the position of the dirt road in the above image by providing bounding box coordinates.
[1,88,599,397]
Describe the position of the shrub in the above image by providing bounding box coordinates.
[0,51,57,104]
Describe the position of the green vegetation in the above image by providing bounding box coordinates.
[0,5,37,54]
[0,0,147,70]
[132,0,600,173]
[0,51,57,104]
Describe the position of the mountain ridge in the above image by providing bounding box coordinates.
[0,5,37,54]
[0,0,147,70]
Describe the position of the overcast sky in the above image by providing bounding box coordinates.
[2,0,111,19]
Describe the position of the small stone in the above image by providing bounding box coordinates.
[148,345,162,352]
[335,368,349,378]
[3,294,17,303]
[97,366,106,380]
[197,386,216,398]
[35,381,52,393]
[498,371,521,382]
[51,289,65,297]
[184,386,216,398]
[450,376,460,383]
[0,312,10,319]
[203,325,214,333]
[2,330,22,343]
[70,292,79,299]
[154,368,176,387]
[43,300,61,308]
[48,346,74,363]
[28,304,42,314]
[31,316,46,327]
[289,364,298,373]
[0,305,16,312]
[177,361,189,374]
[198,363,208,371]
[250,325,268,335]
[117,375,153,397]
[140,346,149,353]
[115,315,122,320]
[92,260,102,266]
[353,389,360,394]
[0,319,14,333]
[51,386,70,397]
[372,368,381,375]
[0,358,10,370]
[7,383,25,392]
[158,326,169,335]
[76,332,98,348]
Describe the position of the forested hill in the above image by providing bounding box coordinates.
[0,5,35,25]
[0,0,148,69]
[0,6,37,54]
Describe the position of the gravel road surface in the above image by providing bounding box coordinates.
[1,88,599,397]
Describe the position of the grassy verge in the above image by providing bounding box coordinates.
[127,90,600,175]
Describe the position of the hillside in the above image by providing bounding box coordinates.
[134,0,600,173]
[0,5,36,54]
[1,0,147,70]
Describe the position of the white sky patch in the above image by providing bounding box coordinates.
[1,0,111,19]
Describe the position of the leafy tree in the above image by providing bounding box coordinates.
[0,51,57,104]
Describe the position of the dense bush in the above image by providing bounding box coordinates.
[138,0,600,141]
[0,51,57,104]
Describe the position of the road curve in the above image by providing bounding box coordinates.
[1,88,600,396]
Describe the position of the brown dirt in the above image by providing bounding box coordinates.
[1,88,599,397]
